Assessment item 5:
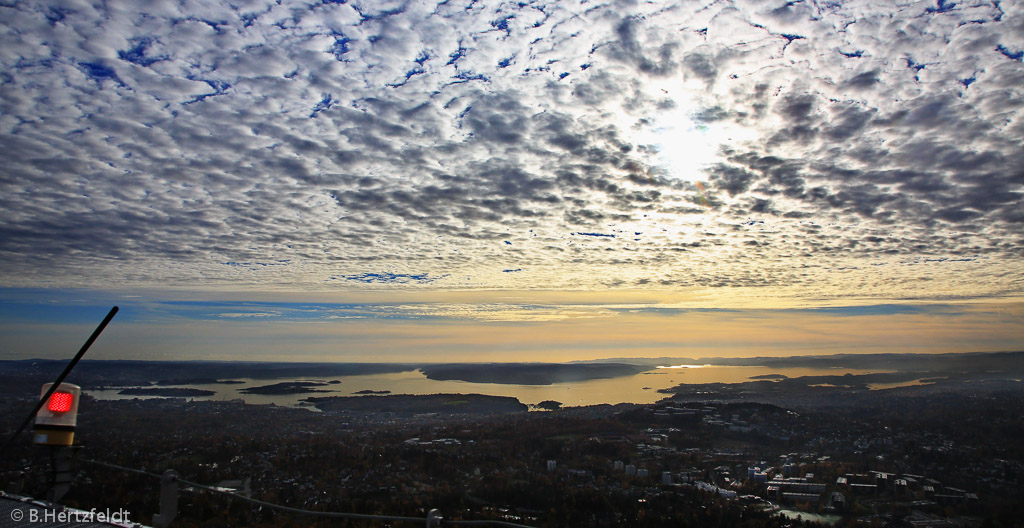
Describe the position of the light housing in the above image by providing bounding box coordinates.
[34,383,81,446]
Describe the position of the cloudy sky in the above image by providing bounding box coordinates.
[1,0,1022,362]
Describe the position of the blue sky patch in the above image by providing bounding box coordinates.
[339,272,446,284]
[996,44,1023,61]
[454,70,489,82]
[310,93,335,118]
[45,7,72,27]
[925,0,957,14]
[118,38,166,67]
[329,34,353,61]
[491,15,514,34]
[78,62,125,87]
[786,304,939,317]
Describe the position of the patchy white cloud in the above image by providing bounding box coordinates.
[0,0,1021,303]
[215,311,280,318]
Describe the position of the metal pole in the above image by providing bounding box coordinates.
[152,469,179,528]
[0,306,119,457]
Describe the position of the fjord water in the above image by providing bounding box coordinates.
[84,365,885,408]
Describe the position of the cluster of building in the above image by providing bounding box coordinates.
[735,460,981,515]
[13,389,1010,528]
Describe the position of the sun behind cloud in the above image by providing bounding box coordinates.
[0,0,1021,362]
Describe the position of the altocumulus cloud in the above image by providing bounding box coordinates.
[0,0,1021,302]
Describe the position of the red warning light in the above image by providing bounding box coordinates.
[48,391,74,413]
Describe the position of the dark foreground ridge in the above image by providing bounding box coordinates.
[0,360,418,392]
[655,350,1024,408]
[240,381,336,395]
[304,393,529,414]
[116,387,216,397]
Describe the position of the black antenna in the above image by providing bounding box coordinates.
[0,306,119,458]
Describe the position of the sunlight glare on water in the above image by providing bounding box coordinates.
[84,365,888,409]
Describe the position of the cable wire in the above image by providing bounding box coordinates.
[81,458,536,527]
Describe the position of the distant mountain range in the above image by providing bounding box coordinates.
[575,350,1024,374]
[0,360,416,394]
[0,351,1020,393]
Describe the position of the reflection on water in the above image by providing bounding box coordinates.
[868,378,941,390]
[85,365,886,409]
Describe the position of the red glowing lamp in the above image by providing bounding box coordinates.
[48,391,75,413]
[34,383,81,446]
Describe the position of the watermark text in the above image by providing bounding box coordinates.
[10,507,132,524]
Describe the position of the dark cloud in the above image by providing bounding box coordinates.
[610,16,680,76]
[0,0,1019,299]
[683,53,717,81]
[706,163,758,197]
[825,106,873,141]
[778,94,818,122]
[339,273,447,284]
